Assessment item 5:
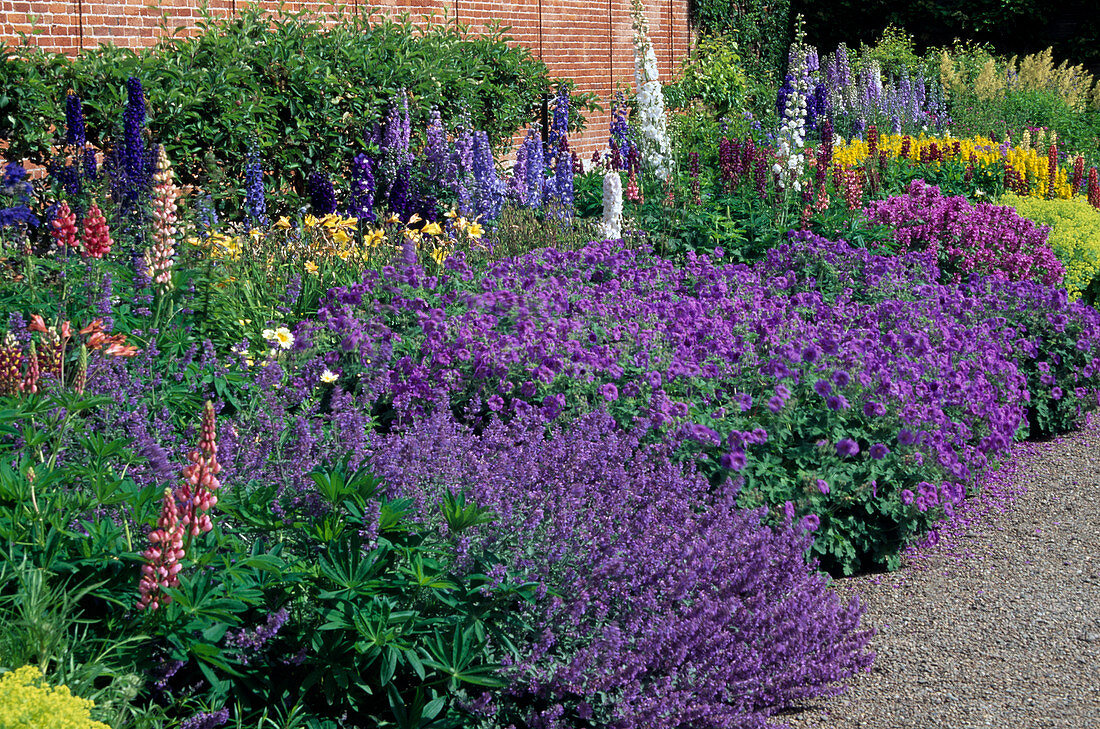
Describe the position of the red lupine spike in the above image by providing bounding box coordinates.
[81,204,113,259]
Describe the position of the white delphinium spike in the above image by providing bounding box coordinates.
[629,0,672,181]
[598,171,624,240]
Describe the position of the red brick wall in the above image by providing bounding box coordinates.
[0,0,690,155]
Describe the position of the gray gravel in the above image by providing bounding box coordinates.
[775,420,1100,728]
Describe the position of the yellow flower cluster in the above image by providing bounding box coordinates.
[1001,193,1100,300]
[0,666,111,729]
[188,210,485,274]
[832,133,1074,199]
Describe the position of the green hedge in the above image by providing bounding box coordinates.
[689,0,791,85]
[0,6,552,199]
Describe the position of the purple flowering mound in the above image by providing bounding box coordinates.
[863,178,1064,285]
[310,232,1100,572]
[367,409,874,729]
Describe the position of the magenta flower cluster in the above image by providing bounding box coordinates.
[864,179,1064,286]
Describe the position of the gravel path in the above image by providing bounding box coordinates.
[777,418,1100,728]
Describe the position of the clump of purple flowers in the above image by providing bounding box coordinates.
[224,608,288,665]
[313,232,1100,572]
[367,409,875,727]
[864,178,1064,285]
[0,163,39,229]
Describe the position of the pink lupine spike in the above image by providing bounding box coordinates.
[137,487,186,611]
[49,200,78,251]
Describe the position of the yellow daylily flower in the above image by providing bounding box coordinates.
[422,222,443,236]
[408,213,423,225]
[466,222,484,239]
[386,212,402,225]
[305,260,319,275]
[444,209,458,219]
[430,247,450,265]
[332,228,352,245]
[365,229,386,247]
[274,216,292,229]
[304,214,320,229]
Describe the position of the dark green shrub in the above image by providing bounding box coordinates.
[1,7,556,205]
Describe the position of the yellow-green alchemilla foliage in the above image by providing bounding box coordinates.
[0,666,110,729]
[1002,193,1100,300]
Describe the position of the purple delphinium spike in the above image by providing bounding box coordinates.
[473,130,504,223]
[122,77,147,214]
[348,153,376,222]
[195,194,218,240]
[424,108,449,189]
[509,142,529,206]
[776,74,794,125]
[65,92,86,149]
[522,126,545,209]
[453,128,476,216]
[547,85,570,161]
[609,91,634,169]
[308,170,337,216]
[551,139,574,218]
[83,148,97,181]
[244,144,268,228]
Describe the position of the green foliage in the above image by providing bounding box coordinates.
[665,33,750,118]
[855,25,929,80]
[0,6,557,212]
[0,43,71,164]
[690,0,791,86]
[0,384,535,727]
[481,206,599,264]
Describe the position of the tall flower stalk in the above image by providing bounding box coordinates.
[137,400,222,611]
[244,142,268,228]
[597,171,623,240]
[629,0,672,181]
[147,145,179,292]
